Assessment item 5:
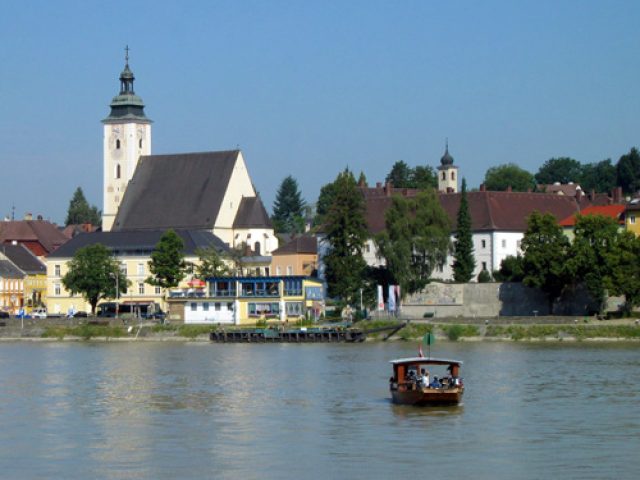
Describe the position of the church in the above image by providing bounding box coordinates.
[46,52,277,315]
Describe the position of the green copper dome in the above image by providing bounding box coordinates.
[102,49,151,124]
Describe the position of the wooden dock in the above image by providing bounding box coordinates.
[209,328,366,343]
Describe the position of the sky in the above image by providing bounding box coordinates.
[1,1,639,224]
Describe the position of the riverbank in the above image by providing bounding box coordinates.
[1,316,639,342]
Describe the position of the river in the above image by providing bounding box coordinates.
[0,341,638,479]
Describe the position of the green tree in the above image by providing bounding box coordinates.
[477,270,492,283]
[357,171,368,187]
[452,178,475,282]
[146,229,187,290]
[62,243,128,314]
[580,159,617,193]
[194,245,230,279]
[376,190,450,295]
[484,163,535,192]
[410,165,438,189]
[609,231,640,314]
[535,157,582,185]
[385,160,412,187]
[521,212,571,312]
[566,215,621,313]
[616,147,640,194]
[323,169,368,304]
[494,254,524,282]
[65,187,101,226]
[272,175,306,235]
[314,180,339,227]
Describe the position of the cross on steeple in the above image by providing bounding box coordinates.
[125,45,130,65]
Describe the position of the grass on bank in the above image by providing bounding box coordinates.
[485,324,640,341]
[42,324,127,340]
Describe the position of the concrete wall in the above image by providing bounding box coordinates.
[400,282,610,319]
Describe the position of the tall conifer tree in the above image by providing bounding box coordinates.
[272,176,305,234]
[452,179,475,282]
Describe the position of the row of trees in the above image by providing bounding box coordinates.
[496,212,640,314]
[483,148,640,194]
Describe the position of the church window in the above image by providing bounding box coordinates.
[115,164,121,179]
[442,172,446,181]
[139,139,143,148]
[116,139,121,149]
[451,171,455,180]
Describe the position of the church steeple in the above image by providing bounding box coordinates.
[437,139,459,193]
[103,46,151,124]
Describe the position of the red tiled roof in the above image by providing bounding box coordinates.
[272,235,317,255]
[363,188,580,234]
[559,204,626,227]
[0,220,70,255]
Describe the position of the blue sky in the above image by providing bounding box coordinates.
[1,1,639,224]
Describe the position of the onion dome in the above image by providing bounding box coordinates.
[440,141,454,166]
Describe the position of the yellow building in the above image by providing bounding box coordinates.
[271,235,318,276]
[167,276,324,325]
[0,243,47,313]
[624,199,640,236]
[45,230,231,315]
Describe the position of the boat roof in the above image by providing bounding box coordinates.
[389,357,463,366]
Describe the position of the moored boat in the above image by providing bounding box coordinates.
[389,357,464,406]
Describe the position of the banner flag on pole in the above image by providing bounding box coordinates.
[377,285,384,311]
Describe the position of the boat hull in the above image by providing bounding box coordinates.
[391,387,463,406]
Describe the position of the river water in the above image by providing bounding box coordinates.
[0,341,638,479]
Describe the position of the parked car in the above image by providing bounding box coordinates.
[31,308,47,319]
[0,311,10,319]
[72,311,88,318]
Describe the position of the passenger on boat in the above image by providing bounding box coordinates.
[419,369,430,387]
[429,376,442,388]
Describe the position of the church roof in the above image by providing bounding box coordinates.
[112,151,241,231]
[48,229,229,259]
[233,197,273,229]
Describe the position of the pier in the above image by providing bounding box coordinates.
[209,328,366,343]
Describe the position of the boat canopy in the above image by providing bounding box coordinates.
[389,357,463,366]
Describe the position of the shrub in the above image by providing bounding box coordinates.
[477,270,492,283]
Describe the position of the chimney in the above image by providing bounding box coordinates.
[385,181,393,196]
[479,183,486,192]
[24,213,33,221]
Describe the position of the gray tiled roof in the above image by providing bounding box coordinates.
[0,244,45,274]
[113,151,241,231]
[0,259,24,279]
[47,230,229,259]
[233,197,273,228]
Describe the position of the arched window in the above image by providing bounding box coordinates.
[115,164,121,179]
[116,139,121,149]
[451,171,455,180]
[254,242,261,255]
[139,139,142,148]
[442,171,446,181]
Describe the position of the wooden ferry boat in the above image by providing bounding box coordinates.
[389,357,464,406]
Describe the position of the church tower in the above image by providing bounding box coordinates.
[437,141,458,193]
[101,47,152,231]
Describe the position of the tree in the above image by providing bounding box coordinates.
[535,157,582,185]
[385,160,412,187]
[521,212,571,312]
[146,229,187,290]
[410,165,438,189]
[62,243,128,314]
[323,169,368,304]
[65,187,101,226]
[580,159,617,193]
[494,255,524,282]
[565,215,621,313]
[376,190,450,295]
[484,163,535,192]
[194,245,230,279]
[608,231,640,314]
[272,175,306,235]
[357,171,368,187]
[314,180,339,227]
[452,178,475,282]
[616,147,640,194]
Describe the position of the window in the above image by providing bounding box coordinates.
[116,139,121,149]
[116,164,121,179]
[481,240,486,249]
[482,262,487,271]
[203,302,209,311]
[138,282,145,294]
[254,241,261,255]
[284,278,303,296]
[54,283,61,295]
[631,215,636,225]
[442,172,446,181]
[286,302,303,316]
[120,263,127,275]
[501,239,506,248]
[155,286,161,295]
[215,302,221,311]
[287,265,293,275]
[437,264,444,273]
[139,139,143,148]
[227,302,234,311]
[276,266,281,275]
[190,302,197,311]
[54,264,61,277]
[365,243,370,253]
[451,171,455,180]
[137,263,145,275]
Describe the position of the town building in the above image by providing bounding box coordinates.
[0,216,69,258]
[0,258,24,314]
[166,275,324,324]
[559,204,626,241]
[271,235,318,276]
[1,243,47,313]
